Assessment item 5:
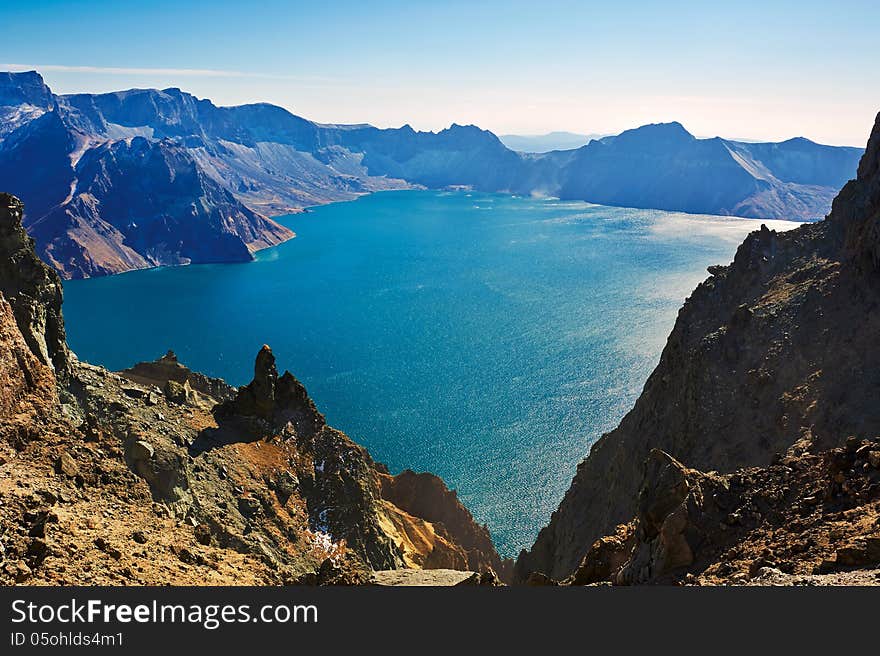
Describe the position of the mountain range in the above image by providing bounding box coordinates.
[2,111,879,587]
[0,71,865,279]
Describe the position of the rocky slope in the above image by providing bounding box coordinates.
[379,469,512,578]
[30,135,292,279]
[0,76,297,279]
[0,71,863,278]
[547,443,880,586]
[0,194,504,585]
[516,112,880,582]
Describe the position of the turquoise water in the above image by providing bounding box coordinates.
[62,190,797,557]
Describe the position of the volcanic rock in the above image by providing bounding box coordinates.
[517,112,880,582]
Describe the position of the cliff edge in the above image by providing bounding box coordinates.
[517,112,880,581]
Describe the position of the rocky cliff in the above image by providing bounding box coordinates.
[0,75,296,279]
[0,195,503,584]
[0,193,69,378]
[379,469,513,578]
[556,441,880,586]
[18,132,293,279]
[0,71,54,140]
[517,111,880,582]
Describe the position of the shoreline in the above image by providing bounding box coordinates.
[62,189,808,283]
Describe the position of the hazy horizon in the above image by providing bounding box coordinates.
[3,1,879,147]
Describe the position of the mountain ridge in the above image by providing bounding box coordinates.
[0,71,864,279]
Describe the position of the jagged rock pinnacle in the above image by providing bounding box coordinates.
[830,111,880,269]
[0,193,69,378]
[252,345,278,418]
[214,345,325,437]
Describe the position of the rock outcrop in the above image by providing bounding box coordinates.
[0,194,502,584]
[516,111,880,582]
[577,450,730,585]
[119,350,235,403]
[565,437,880,586]
[208,345,507,575]
[379,469,512,578]
[0,193,69,378]
[213,345,324,438]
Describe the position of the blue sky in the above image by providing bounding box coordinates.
[2,0,878,145]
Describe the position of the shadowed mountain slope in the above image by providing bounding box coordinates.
[516,112,880,581]
[0,71,863,278]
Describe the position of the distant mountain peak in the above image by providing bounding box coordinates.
[777,135,819,147]
[0,70,54,109]
[597,121,696,153]
[621,120,693,139]
[447,122,482,132]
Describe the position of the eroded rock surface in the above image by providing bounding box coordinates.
[518,112,880,582]
[380,469,512,579]
[564,438,880,586]
[0,193,69,377]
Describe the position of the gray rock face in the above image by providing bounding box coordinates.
[0,71,54,108]
[0,193,69,378]
[830,112,880,270]
[516,111,880,582]
[615,451,706,584]
[0,71,54,140]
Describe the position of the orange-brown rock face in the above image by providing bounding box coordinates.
[379,470,511,579]
[0,293,57,435]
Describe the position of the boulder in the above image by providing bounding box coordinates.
[55,451,78,477]
[130,440,154,462]
[163,380,190,405]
